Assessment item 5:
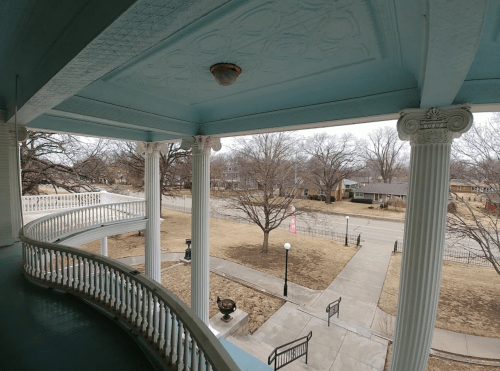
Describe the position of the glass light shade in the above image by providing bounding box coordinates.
[346,216,350,220]
[284,243,291,250]
[210,63,242,86]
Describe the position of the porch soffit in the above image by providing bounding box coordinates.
[1,0,498,141]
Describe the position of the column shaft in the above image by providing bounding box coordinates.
[101,237,108,257]
[144,148,161,282]
[0,123,14,246]
[390,142,450,370]
[390,106,472,371]
[191,145,211,324]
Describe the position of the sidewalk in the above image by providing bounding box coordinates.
[116,243,500,369]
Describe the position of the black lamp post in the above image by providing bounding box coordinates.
[345,216,349,246]
[184,238,192,260]
[283,242,291,296]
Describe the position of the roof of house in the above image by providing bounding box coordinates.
[357,183,408,195]
[343,179,358,186]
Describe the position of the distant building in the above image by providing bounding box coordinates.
[354,183,408,202]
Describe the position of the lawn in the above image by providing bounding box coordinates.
[378,253,500,338]
[81,208,359,290]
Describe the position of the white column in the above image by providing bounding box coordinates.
[0,121,14,247]
[100,237,108,256]
[9,125,22,240]
[390,106,473,370]
[142,143,162,283]
[181,136,221,324]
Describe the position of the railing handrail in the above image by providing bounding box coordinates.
[268,331,312,371]
[23,200,146,243]
[20,231,240,371]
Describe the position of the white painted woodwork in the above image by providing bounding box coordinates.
[0,123,14,246]
[143,143,161,283]
[100,237,108,256]
[20,214,240,370]
[390,106,473,371]
[181,136,221,324]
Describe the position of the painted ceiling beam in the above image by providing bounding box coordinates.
[52,96,198,137]
[200,88,420,137]
[419,0,489,108]
[28,114,155,142]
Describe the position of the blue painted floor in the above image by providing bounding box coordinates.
[0,243,155,371]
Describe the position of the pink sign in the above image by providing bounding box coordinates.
[290,216,296,234]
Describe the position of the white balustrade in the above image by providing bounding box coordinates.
[21,192,144,214]
[19,193,240,371]
[20,236,239,371]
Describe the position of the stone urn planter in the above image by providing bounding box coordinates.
[217,296,236,322]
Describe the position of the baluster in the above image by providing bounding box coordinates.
[135,284,143,328]
[83,258,88,293]
[206,359,212,371]
[105,266,111,304]
[89,260,95,296]
[126,277,132,319]
[199,352,206,371]
[164,307,172,358]
[61,252,66,285]
[142,287,148,333]
[191,337,198,371]
[148,291,154,338]
[73,254,77,289]
[40,248,46,280]
[78,256,83,291]
[183,327,190,371]
[170,313,177,362]
[153,296,160,345]
[109,268,115,307]
[100,264,105,302]
[49,250,55,282]
[159,302,165,350]
[55,251,60,284]
[121,273,126,314]
[114,270,120,311]
[177,322,184,368]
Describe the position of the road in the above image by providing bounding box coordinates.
[158,195,491,254]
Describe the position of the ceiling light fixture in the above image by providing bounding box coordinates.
[210,63,242,86]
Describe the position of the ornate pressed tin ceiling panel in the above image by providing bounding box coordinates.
[105,0,385,106]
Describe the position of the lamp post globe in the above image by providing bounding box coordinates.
[345,216,350,246]
[283,243,291,296]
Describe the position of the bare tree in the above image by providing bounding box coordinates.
[21,131,105,195]
[363,126,408,183]
[219,133,299,252]
[447,115,500,274]
[114,141,191,213]
[303,133,363,204]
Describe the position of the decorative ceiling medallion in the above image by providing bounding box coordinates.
[210,63,242,86]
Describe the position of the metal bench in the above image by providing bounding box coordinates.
[326,297,341,326]
[268,331,312,371]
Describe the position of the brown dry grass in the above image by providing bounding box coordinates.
[384,345,500,371]
[295,198,406,220]
[161,265,284,333]
[81,209,358,290]
[379,254,500,338]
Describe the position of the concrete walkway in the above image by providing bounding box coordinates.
[116,243,500,370]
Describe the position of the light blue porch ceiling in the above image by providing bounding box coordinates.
[1,0,498,142]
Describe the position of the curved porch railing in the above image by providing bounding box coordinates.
[20,202,240,371]
[23,201,146,243]
[22,192,143,214]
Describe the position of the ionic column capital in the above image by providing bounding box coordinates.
[397,105,473,145]
[181,136,221,155]
[136,142,168,156]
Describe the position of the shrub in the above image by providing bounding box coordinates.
[351,198,373,204]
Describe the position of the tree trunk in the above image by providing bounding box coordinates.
[325,187,333,204]
[262,230,270,253]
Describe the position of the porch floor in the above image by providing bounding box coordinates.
[0,243,155,371]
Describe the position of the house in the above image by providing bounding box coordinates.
[299,179,345,200]
[343,179,359,191]
[354,183,408,202]
[0,1,498,370]
[450,180,496,194]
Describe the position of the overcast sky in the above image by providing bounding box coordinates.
[219,112,495,151]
